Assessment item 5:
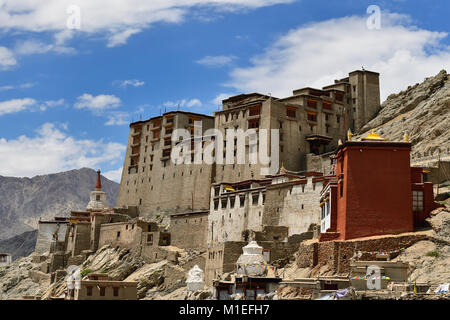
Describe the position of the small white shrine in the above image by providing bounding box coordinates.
[186,265,205,292]
[236,241,267,276]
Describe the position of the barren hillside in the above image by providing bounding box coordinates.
[359,70,450,154]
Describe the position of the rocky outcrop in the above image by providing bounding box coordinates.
[0,168,119,241]
[0,255,43,300]
[0,230,38,260]
[359,70,450,154]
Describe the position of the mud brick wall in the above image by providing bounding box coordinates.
[296,233,430,275]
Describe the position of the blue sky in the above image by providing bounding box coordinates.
[0,0,449,181]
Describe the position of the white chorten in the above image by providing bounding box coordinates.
[236,241,267,276]
[186,265,205,292]
[86,169,108,211]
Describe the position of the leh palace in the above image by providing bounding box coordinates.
[11,69,448,300]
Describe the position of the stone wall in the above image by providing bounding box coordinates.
[208,186,266,245]
[35,222,68,254]
[263,177,322,236]
[296,233,429,275]
[98,222,142,250]
[205,240,302,286]
[169,211,208,250]
[65,222,91,258]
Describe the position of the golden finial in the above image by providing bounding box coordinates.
[403,131,410,142]
[361,129,386,141]
[347,129,353,141]
[338,139,343,146]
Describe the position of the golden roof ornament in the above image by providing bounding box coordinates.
[347,129,353,142]
[338,139,343,146]
[403,131,410,142]
[361,129,386,141]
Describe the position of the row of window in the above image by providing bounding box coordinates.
[85,286,120,297]
[213,193,265,210]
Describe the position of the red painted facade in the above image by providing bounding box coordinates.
[319,140,439,242]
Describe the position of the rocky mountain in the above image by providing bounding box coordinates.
[0,230,38,261]
[359,70,450,154]
[0,168,119,241]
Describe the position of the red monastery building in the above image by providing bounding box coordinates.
[319,131,440,242]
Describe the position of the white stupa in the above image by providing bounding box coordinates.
[86,169,109,211]
[236,241,267,276]
[186,265,205,292]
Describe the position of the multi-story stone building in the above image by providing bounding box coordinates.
[207,171,328,246]
[116,111,215,216]
[117,70,380,218]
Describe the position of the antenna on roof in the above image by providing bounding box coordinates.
[178,103,180,111]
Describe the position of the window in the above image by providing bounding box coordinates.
[340,183,344,198]
[87,286,93,296]
[240,195,245,208]
[248,119,260,129]
[307,99,318,109]
[116,231,121,238]
[100,287,106,297]
[249,105,261,116]
[113,287,119,297]
[252,193,259,206]
[412,191,424,211]
[96,195,101,201]
[307,112,317,122]
[230,196,236,208]
[214,200,219,211]
[221,198,227,209]
[323,101,332,110]
[286,107,296,118]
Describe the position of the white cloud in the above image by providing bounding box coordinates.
[74,94,121,112]
[105,111,130,126]
[114,79,145,88]
[0,1,293,47]
[0,98,37,116]
[0,97,66,115]
[163,98,203,108]
[39,99,65,111]
[107,28,142,48]
[227,13,450,101]
[0,123,126,177]
[0,46,16,69]
[196,55,236,67]
[103,167,123,183]
[15,40,76,55]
